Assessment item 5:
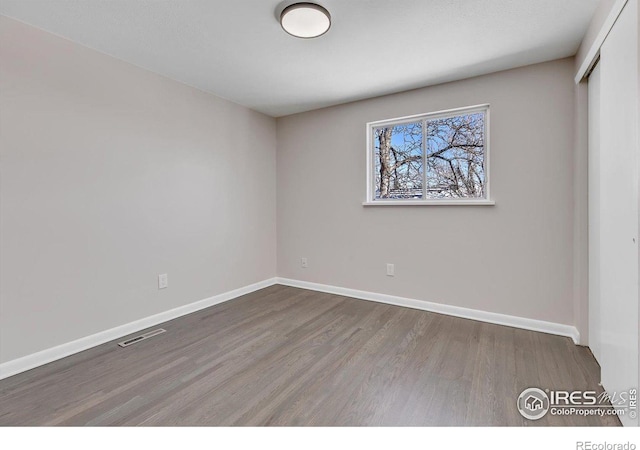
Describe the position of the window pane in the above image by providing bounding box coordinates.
[425,112,485,199]
[374,122,423,199]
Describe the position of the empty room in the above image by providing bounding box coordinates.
[0,0,638,446]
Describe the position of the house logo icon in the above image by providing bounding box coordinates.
[517,388,550,420]
[525,395,543,411]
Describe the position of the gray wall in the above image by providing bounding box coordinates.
[0,16,277,363]
[277,58,578,327]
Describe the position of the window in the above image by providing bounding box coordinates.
[365,104,493,205]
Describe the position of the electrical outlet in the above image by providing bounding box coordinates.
[386,264,395,277]
[301,257,308,268]
[158,273,168,289]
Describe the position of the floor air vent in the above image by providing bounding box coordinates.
[118,328,166,348]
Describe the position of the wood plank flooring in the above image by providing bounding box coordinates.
[0,285,620,426]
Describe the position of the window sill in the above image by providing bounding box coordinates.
[362,200,496,206]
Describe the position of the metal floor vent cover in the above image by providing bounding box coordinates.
[118,328,166,348]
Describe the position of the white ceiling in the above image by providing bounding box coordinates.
[0,0,598,117]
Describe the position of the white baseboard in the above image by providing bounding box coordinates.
[0,277,278,381]
[276,277,580,344]
[0,276,580,381]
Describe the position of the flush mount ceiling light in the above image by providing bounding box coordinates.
[280,3,331,39]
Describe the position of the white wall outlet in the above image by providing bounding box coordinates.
[301,257,308,268]
[386,264,395,277]
[158,273,168,289]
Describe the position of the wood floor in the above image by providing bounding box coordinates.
[0,285,620,426]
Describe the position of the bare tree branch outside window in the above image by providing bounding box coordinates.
[374,122,423,199]
[425,113,485,199]
[372,109,486,200]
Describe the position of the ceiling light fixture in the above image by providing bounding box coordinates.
[280,3,331,39]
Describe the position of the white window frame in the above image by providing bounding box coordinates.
[364,104,495,206]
